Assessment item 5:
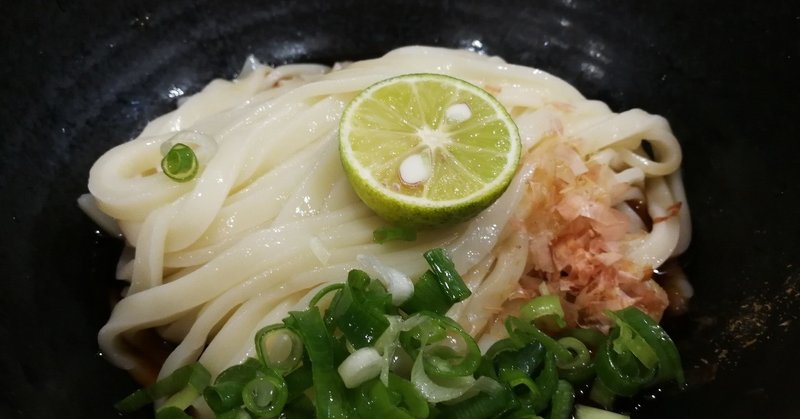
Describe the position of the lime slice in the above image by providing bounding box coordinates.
[339,73,521,228]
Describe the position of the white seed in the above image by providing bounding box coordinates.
[445,103,471,123]
[399,153,431,184]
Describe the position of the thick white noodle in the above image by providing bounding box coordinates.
[87,47,690,398]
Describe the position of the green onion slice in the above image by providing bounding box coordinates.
[115,362,210,414]
[612,307,684,385]
[241,371,288,418]
[423,248,471,303]
[161,143,199,182]
[373,225,417,243]
[283,307,351,418]
[434,377,514,419]
[355,375,429,418]
[520,295,567,328]
[308,283,344,308]
[400,312,481,379]
[254,325,304,375]
[328,269,392,348]
[400,270,452,315]
[549,380,575,419]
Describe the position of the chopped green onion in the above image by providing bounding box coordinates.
[520,295,567,328]
[423,248,471,303]
[532,352,559,413]
[115,249,685,419]
[283,360,313,401]
[574,404,630,419]
[204,381,246,414]
[505,317,572,365]
[561,327,607,351]
[338,347,384,388]
[400,271,452,315]
[410,346,476,403]
[374,225,417,243]
[308,283,345,308]
[400,312,481,379]
[502,369,547,411]
[115,362,210,414]
[204,358,264,414]
[358,254,415,305]
[254,325,304,375]
[549,380,574,419]
[355,375,429,418]
[594,334,655,397]
[242,372,288,417]
[435,378,514,419]
[283,307,351,418]
[494,341,546,380]
[328,269,392,348]
[555,337,595,385]
[613,307,684,385]
[161,143,199,182]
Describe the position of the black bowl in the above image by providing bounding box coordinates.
[1,0,798,418]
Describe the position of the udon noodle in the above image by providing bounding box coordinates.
[84,47,691,403]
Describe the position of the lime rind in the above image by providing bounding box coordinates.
[339,73,521,227]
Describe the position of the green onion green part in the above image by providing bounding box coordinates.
[423,248,471,303]
[161,143,199,182]
[254,325,304,375]
[373,225,417,243]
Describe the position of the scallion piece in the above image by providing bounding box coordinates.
[328,269,392,348]
[373,225,417,243]
[283,360,313,401]
[575,403,630,419]
[520,295,567,328]
[594,333,655,397]
[254,325,304,375]
[115,362,210,414]
[555,337,595,385]
[283,307,351,418]
[400,312,481,379]
[423,248,471,303]
[155,406,192,419]
[613,307,684,385]
[400,271,452,315]
[204,381,246,414]
[561,327,607,351]
[338,347,384,389]
[494,340,546,380]
[505,317,572,365]
[204,358,264,414]
[242,372,288,417]
[355,375,429,418]
[549,380,575,419]
[308,283,345,308]
[435,378,515,419]
[161,143,199,182]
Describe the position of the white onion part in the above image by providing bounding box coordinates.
[575,404,631,419]
[337,347,383,389]
[357,254,414,305]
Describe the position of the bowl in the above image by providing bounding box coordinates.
[1,0,797,418]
